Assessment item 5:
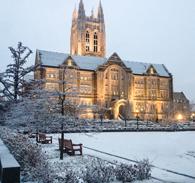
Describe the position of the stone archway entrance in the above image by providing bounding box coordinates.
[119,105,126,119]
[113,99,129,120]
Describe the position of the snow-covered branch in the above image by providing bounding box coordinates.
[0,42,34,102]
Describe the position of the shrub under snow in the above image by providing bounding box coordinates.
[0,127,53,183]
[115,159,151,182]
[83,158,116,183]
[52,169,80,183]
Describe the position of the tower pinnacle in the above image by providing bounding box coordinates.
[72,5,77,20]
[78,0,85,19]
[98,0,104,22]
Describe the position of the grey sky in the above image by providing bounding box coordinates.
[0,0,195,100]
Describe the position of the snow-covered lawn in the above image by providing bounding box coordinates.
[44,132,195,183]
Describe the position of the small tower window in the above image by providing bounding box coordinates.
[150,67,154,74]
[94,32,98,52]
[86,31,90,52]
[67,59,72,66]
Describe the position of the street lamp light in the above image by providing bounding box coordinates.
[177,114,183,122]
[191,113,195,122]
[136,109,139,130]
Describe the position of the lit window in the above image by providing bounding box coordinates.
[67,59,72,66]
[150,67,154,74]
[48,73,55,78]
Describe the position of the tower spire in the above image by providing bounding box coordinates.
[78,0,85,19]
[98,0,104,22]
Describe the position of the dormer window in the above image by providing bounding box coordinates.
[147,66,157,75]
[150,67,154,74]
[67,59,72,66]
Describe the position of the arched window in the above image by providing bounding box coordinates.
[94,32,98,52]
[86,31,90,52]
[86,31,90,42]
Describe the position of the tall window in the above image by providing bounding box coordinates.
[86,31,90,52]
[94,32,98,52]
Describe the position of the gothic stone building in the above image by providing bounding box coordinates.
[173,92,190,121]
[35,0,173,121]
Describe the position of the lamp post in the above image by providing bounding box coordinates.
[124,106,127,128]
[100,114,103,125]
[124,115,127,128]
[136,110,139,130]
[60,123,64,160]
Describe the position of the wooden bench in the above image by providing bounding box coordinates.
[36,133,52,144]
[58,138,82,155]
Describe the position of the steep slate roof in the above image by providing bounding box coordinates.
[173,92,189,102]
[191,104,195,112]
[36,50,171,77]
[123,61,170,77]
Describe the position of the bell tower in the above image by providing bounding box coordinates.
[70,0,106,57]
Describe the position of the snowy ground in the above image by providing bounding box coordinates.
[42,131,195,183]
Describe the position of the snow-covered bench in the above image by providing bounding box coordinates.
[36,133,52,144]
[0,139,20,183]
[58,138,82,156]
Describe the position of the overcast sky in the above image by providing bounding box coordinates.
[0,0,195,101]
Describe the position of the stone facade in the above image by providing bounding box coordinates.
[34,0,173,121]
[35,51,173,121]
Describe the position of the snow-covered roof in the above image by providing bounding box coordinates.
[123,61,170,77]
[37,50,69,67]
[36,50,171,77]
[72,55,106,70]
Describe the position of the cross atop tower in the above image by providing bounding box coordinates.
[70,0,106,57]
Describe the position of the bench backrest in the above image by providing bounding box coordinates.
[58,138,73,150]
[64,139,73,150]
[38,133,46,141]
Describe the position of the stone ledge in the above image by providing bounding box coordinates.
[0,139,20,183]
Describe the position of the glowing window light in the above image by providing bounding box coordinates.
[177,114,183,121]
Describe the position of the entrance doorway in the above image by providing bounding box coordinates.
[113,99,129,119]
[118,105,126,120]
